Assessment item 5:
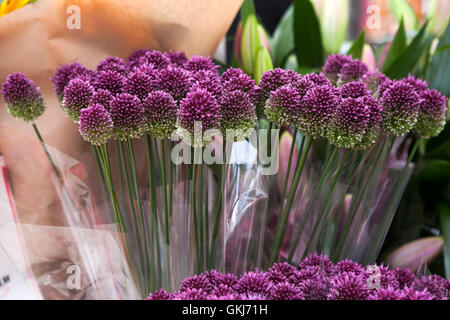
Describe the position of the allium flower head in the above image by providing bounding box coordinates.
[403,75,428,93]
[97,56,126,75]
[177,89,221,147]
[323,54,353,84]
[298,276,329,300]
[191,69,223,99]
[401,287,434,300]
[265,85,301,128]
[393,268,416,289]
[207,271,239,289]
[291,76,316,99]
[357,95,383,149]
[143,91,178,139]
[183,55,219,73]
[269,262,296,282]
[328,272,370,300]
[79,104,114,145]
[221,68,259,105]
[139,50,171,70]
[270,282,304,300]
[110,93,146,140]
[94,70,125,96]
[340,81,370,99]
[90,89,114,111]
[220,90,256,141]
[167,50,188,67]
[298,253,336,275]
[413,274,448,300]
[361,71,388,98]
[173,288,209,300]
[180,274,213,294]
[156,66,192,101]
[368,287,405,300]
[221,67,247,83]
[1,72,45,122]
[145,289,172,300]
[414,89,448,138]
[337,59,369,86]
[302,73,331,87]
[124,70,157,101]
[126,49,150,73]
[62,78,95,122]
[235,271,271,297]
[336,259,365,275]
[381,80,420,135]
[51,62,94,100]
[365,265,399,290]
[297,85,339,137]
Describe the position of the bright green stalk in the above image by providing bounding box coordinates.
[279,128,299,218]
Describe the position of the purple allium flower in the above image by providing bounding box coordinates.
[322,54,353,84]
[173,288,209,300]
[211,284,235,297]
[62,78,95,122]
[1,72,45,122]
[415,89,448,138]
[327,97,370,149]
[94,70,125,96]
[302,73,332,87]
[126,49,150,73]
[368,287,406,300]
[79,104,114,145]
[139,50,171,70]
[337,59,369,86]
[381,80,420,135]
[298,277,329,300]
[156,66,192,101]
[110,93,146,140]
[269,262,296,282]
[357,95,383,149]
[291,76,316,99]
[177,88,221,147]
[298,253,336,275]
[220,90,256,140]
[183,55,219,73]
[336,259,365,275]
[207,271,239,289]
[221,68,259,105]
[393,268,416,289]
[221,67,247,83]
[328,272,370,300]
[179,274,213,294]
[191,69,222,100]
[361,71,388,99]
[297,85,339,137]
[265,85,301,127]
[90,89,114,111]
[167,50,189,67]
[257,68,301,117]
[97,56,126,75]
[51,62,94,100]
[413,274,448,300]
[124,70,157,101]
[401,287,434,300]
[143,91,178,139]
[403,75,428,94]
[145,289,173,300]
[235,271,271,297]
[340,81,371,99]
[365,265,399,290]
[270,282,304,300]
[133,63,157,78]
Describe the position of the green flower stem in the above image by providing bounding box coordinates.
[279,127,298,219]
[198,159,204,270]
[32,123,61,181]
[92,145,110,206]
[160,141,170,245]
[115,141,127,215]
[191,161,200,274]
[286,146,339,262]
[270,136,313,265]
[363,139,420,263]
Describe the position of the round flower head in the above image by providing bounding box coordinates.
[401,287,434,300]
[357,95,383,149]
[138,50,171,70]
[235,271,270,297]
[179,274,213,294]
[191,69,223,100]
[143,91,178,139]
[167,50,188,67]
[361,71,388,99]
[327,97,370,149]
[368,287,406,300]
[302,73,331,87]
[221,68,259,105]
[336,259,365,275]
[156,66,192,101]
[381,80,420,135]
[265,85,301,128]
[340,81,370,99]
[297,85,339,137]
[257,68,301,117]
[270,282,304,300]
[97,56,126,75]
[298,253,336,275]
[323,54,353,84]
[337,59,369,86]
[183,55,219,73]
[177,89,221,147]
[62,78,95,122]
[393,268,416,289]
[220,90,257,141]
[1,72,45,122]
[146,289,173,300]
[414,89,448,138]
[90,89,114,111]
[403,75,428,94]
[207,271,239,288]
[328,272,370,300]
[221,67,247,83]
[94,70,125,96]
[173,288,209,300]
[51,62,94,100]
[124,70,157,101]
[126,49,150,73]
[79,104,114,145]
[413,274,448,300]
[291,76,316,99]
[110,93,146,140]
[269,262,296,282]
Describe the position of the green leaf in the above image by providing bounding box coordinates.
[427,22,450,96]
[271,5,295,68]
[346,30,366,60]
[241,14,261,75]
[254,47,274,83]
[382,18,407,72]
[383,22,432,79]
[240,0,256,23]
[439,201,450,279]
[293,0,324,68]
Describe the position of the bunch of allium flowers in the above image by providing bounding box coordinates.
[146,254,449,300]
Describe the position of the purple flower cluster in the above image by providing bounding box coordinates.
[146,254,449,300]
[52,50,259,146]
